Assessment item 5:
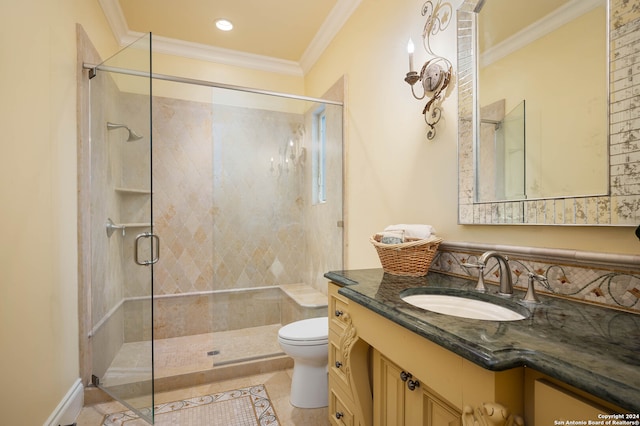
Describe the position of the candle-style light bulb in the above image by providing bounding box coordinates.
[407,38,415,72]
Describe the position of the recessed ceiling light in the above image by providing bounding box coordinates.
[215,19,233,31]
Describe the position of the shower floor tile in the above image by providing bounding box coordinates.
[101,324,284,387]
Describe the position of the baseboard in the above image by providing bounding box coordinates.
[44,378,83,426]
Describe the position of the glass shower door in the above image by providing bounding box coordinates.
[88,33,155,423]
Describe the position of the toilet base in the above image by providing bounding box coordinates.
[289,362,328,408]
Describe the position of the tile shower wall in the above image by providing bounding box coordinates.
[210,104,306,290]
[151,96,215,295]
[116,93,335,340]
[115,94,309,297]
[89,71,132,377]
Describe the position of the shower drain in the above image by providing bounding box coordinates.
[207,350,220,356]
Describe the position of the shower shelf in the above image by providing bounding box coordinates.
[115,187,152,195]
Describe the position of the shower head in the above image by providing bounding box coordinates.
[106,122,143,142]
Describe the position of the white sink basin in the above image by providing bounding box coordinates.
[401,293,526,321]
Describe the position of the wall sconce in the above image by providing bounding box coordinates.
[404,0,453,139]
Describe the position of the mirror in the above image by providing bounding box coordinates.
[457,0,640,225]
[477,0,608,202]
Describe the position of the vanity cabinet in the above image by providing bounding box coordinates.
[373,350,460,426]
[327,271,635,425]
[328,282,523,426]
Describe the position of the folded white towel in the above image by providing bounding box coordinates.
[384,224,436,240]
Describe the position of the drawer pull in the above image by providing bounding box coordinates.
[335,412,344,419]
[335,361,343,368]
[400,371,412,382]
[335,310,344,317]
[407,379,420,391]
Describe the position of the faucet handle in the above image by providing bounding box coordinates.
[523,272,547,303]
[463,262,487,292]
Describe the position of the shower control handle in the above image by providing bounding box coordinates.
[134,232,160,266]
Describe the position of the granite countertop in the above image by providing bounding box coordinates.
[325,269,640,413]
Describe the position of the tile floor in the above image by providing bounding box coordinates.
[76,369,329,425]
[78,325,329,425]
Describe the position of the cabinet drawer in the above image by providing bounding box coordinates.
[329,330,350,390]
[329,387,355,426]
[329,292,350,333]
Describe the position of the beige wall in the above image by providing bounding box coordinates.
[304,0,639,269]
[0,2,117,424]
[0,0,636,424]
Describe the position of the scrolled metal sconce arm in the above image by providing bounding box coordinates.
[404,0,454,139]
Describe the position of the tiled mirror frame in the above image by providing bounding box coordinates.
[457,0,640,226]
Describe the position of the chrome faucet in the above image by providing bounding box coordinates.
[478,251,514,296]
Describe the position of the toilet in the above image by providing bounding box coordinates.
[277,316,329,408]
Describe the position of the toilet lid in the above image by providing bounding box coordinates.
[278,317,328,343]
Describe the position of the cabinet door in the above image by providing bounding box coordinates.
[423,392,461,426]
[374,352,407,426]
[404,379,461,426]
[374,350,461,426]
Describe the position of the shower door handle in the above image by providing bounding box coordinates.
[134,232,160,266]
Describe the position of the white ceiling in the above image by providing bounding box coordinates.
[99,0,362,76]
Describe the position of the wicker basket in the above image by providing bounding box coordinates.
[370,234,443,277]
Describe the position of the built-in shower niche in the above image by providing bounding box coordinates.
[113,187,152,231]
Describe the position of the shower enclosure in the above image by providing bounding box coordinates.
[82,33,343,422]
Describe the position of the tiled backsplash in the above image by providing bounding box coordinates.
[430,241,640,314]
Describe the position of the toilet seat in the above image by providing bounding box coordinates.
[278,317,328,345]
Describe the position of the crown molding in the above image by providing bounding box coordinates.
[300,0,362,74]
[481,0,602,68]
[98,0,360,77]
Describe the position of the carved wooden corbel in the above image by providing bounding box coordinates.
[462,402,525,426]
[339,312,356,381]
